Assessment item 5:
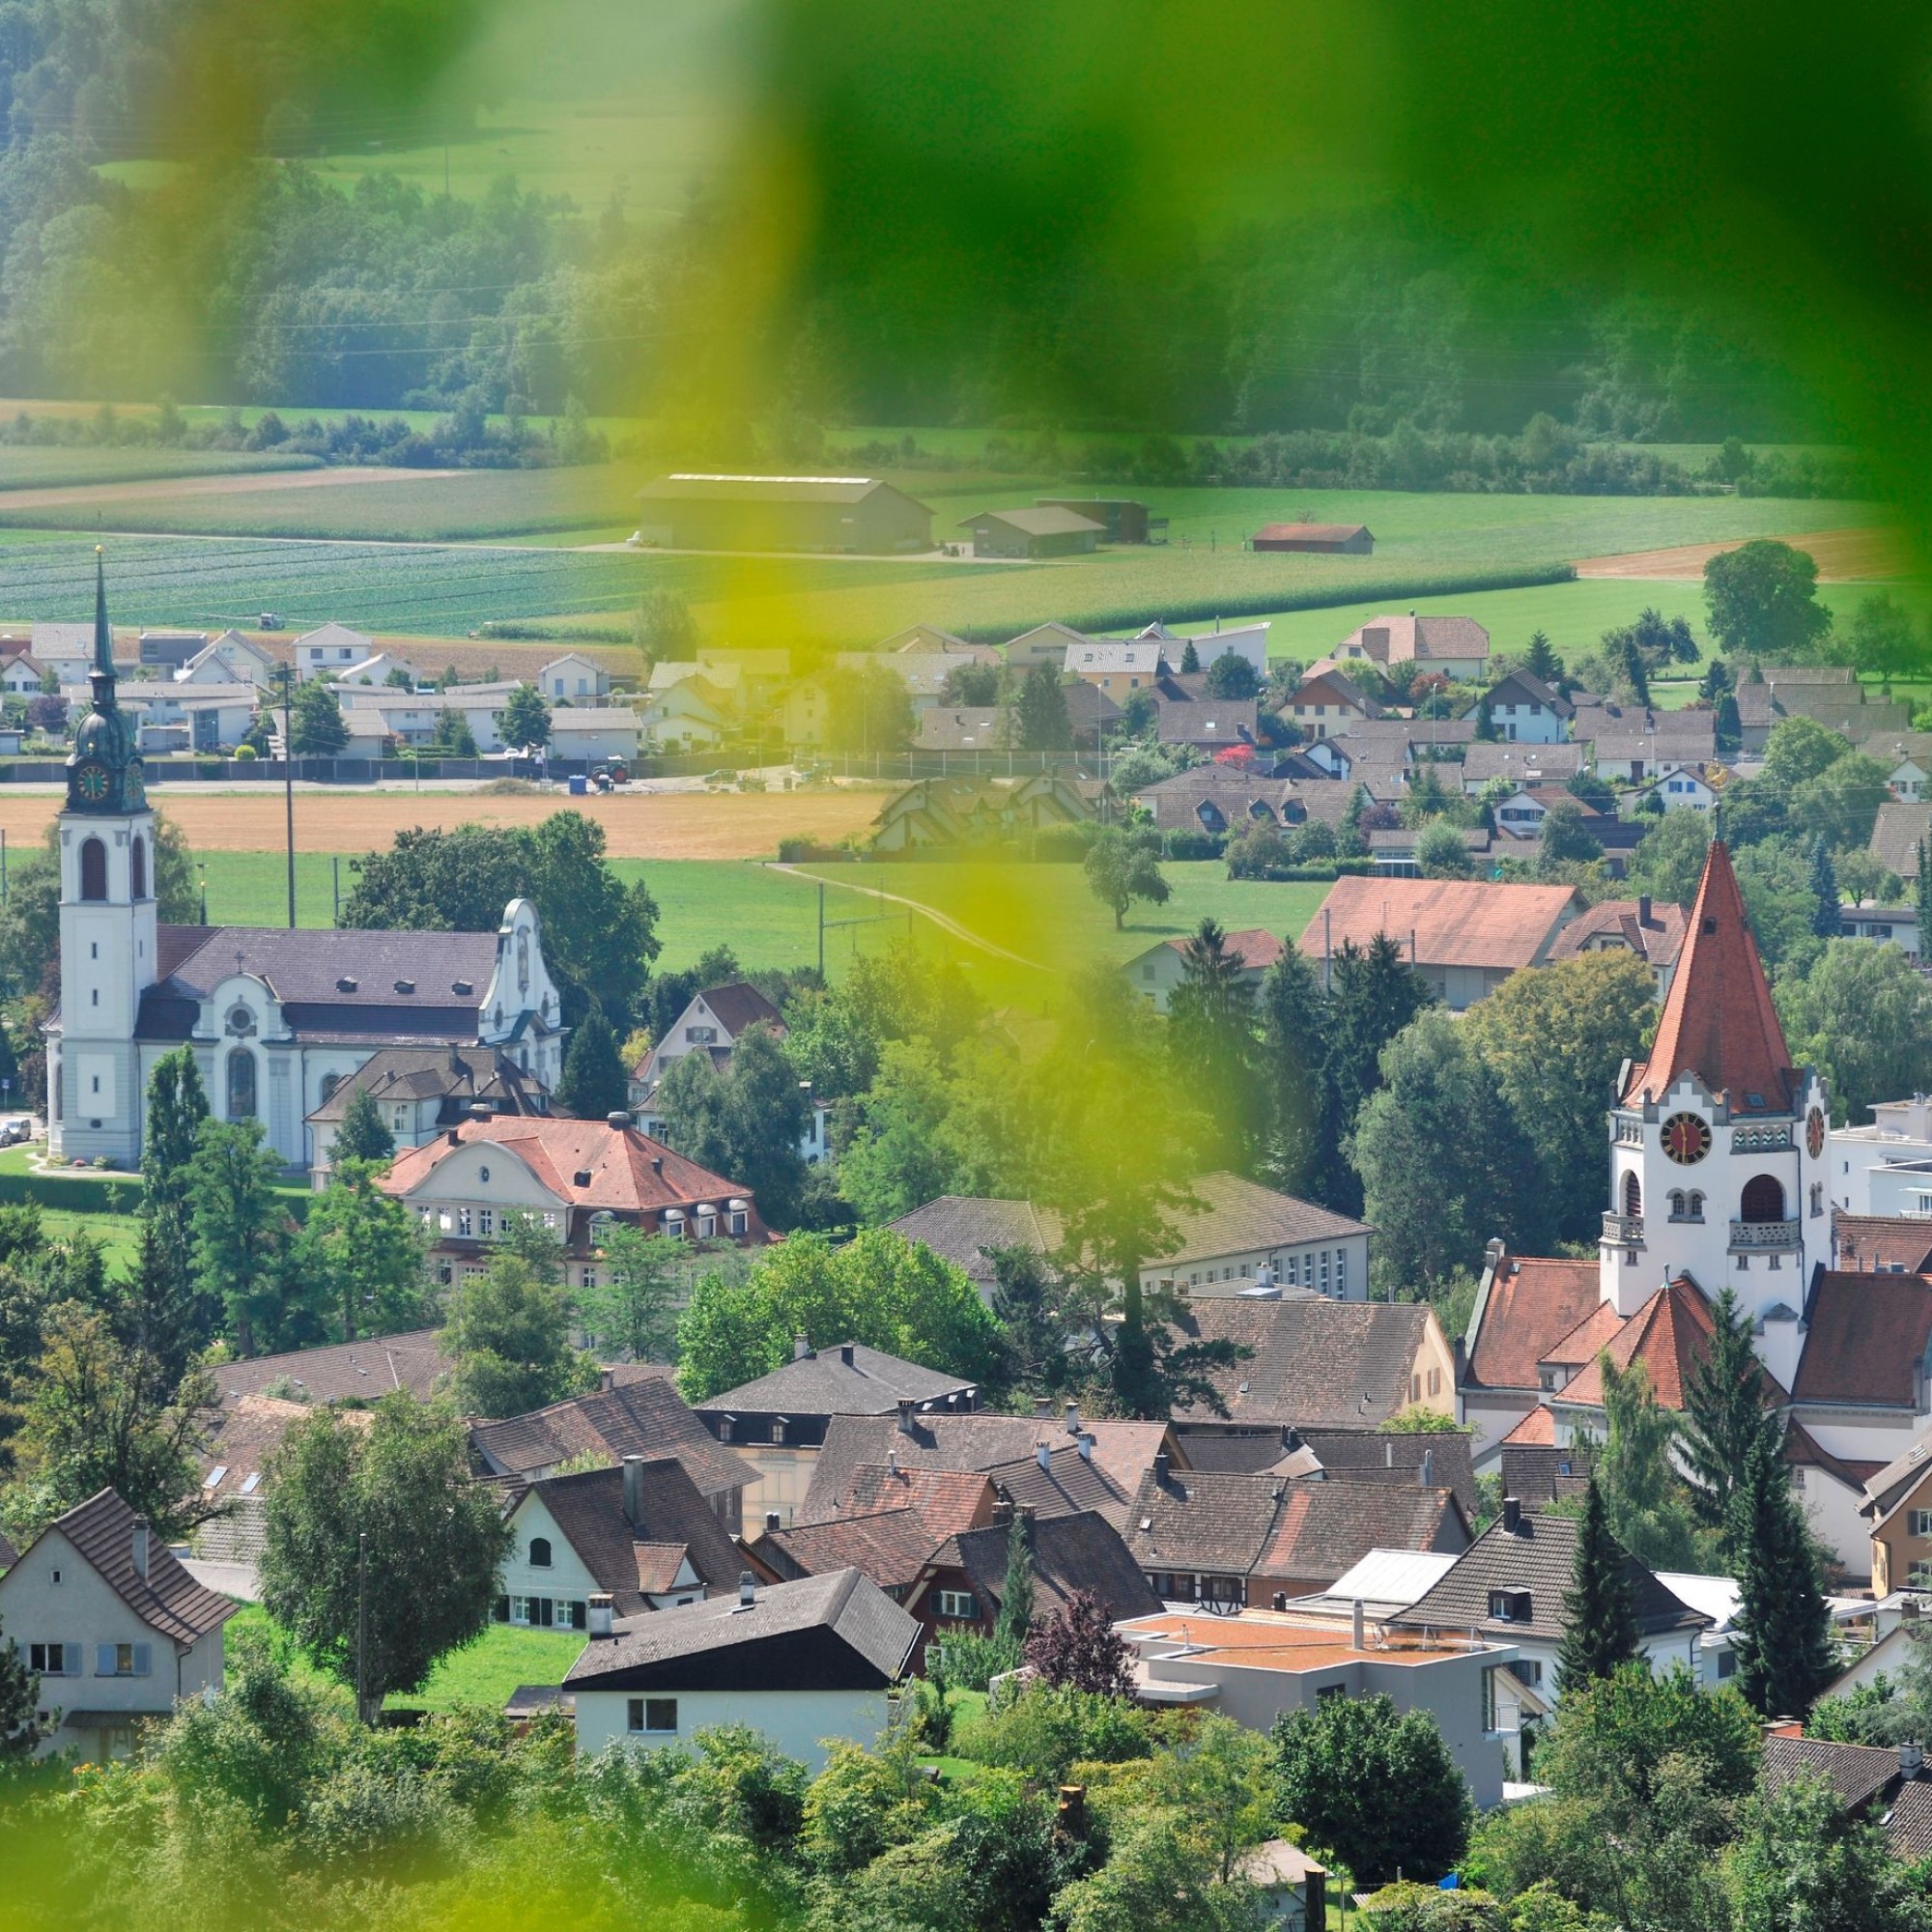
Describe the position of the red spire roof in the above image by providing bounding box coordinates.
[1623,840,1795,1113]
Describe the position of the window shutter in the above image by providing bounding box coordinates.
[571,1602,588,1631]
[494,1595,510,1623]
[96,1644,115,1676]
[132,1643,152,1677]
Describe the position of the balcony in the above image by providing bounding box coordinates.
[1729,1219,1801,1250]
[1602,1212,1644,1246]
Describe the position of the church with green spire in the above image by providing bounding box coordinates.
[65,548,146,815]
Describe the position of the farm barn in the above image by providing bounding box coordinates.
[634,474,934,554]
[1251,523,1375,554]
[1035,497,1156,543]
[958,505,1104,558]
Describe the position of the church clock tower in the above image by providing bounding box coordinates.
[48,550,158,1165]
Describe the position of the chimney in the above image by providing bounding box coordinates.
[600,1366,614,1393]
[1077,1432,1094,1462]
[1153,1450,1170,1487]
[896,1399,916,1435]
[606,1110,631,1130]
[887,1447,898,1474]
[739,1572,756,1607]
[1385,1439,1394,1468]
[1282,1426,1302,1453]
[1638,893,1654,927]
[587,1593,614,1637]
[1033,1396,1054,1421]
[1906,1742,1926,1779]
[1502,1495,1522,1533]
[1352,1598,1366,1650]
[131,1516,150,1581]
[1272,1592,1288,1612]
[1420,1448,1435,1489]
[991,1498,1014,1527]
[839,1344,855,1367]
[1036,1440,1052,1471]
[764,1512,781,1535]
[446,1125,461,1147]
[794,1335,810,1361]
[1064,1400,1081,1435]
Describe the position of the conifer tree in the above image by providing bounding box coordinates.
[1918,839,1932,961]
[554,1011,629,1119]
[141,1046,211,1352]
[1682,1286,1779,1535]
[1254,939,1336,1203]
[1555,1476,1640,1694]
[331,1083,396,1165]
[1728,1427,1837,1719]
[0,1617,47,1758]
[1179,639,1200,673]
[1809,839,1842,938]
[994,1507,1036,1646]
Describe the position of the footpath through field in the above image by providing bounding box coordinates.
[771,862,1049,973]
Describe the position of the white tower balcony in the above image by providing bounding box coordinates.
[1729,1218,1801,1252]
[1602,1211,1644,1248]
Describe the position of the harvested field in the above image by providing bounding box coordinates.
[0,785,884,862]
[1574,526,1908,581]
[0,465,457,512]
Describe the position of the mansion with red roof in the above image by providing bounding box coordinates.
[1460,839,1916,1578]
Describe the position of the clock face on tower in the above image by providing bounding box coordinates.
[1807,1106,1826,1158]
[72,760,109,804]
[1663,1112,1713,1165]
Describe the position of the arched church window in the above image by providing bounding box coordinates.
[319,1072,341,1102]
[1740,1175,1785,1224]
[129,835,146,900]
[1623,1172,1642,1219]
[1668,1191,1686,1219]
[227,1048,257,1121]
[78,838,106,902]
[1689,1191,1705,1221]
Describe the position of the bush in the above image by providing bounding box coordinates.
[952,1684,1154,1783]
[1162,829,1225,861]
[1359,1883,1506,1932]
[234,744,258,760]
[929,1629,1023,1691]
[1033,822,1097,862]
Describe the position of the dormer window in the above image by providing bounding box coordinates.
[1489,1588,1532,1623]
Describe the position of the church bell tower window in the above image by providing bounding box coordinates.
[78,838,106,902]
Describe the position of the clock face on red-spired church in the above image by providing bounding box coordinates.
[1662,1112,1712,1165]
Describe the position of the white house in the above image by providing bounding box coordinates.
[177,632,276,686]
[1141,1171,1375,1303]
[333,652,422,690]
[0,1488,236,1760]
[1830,1094,1932,1215]
[295,622,375,680]
[1627,768,1721,815]
[0,653,47,695]
[639,676,730,752]
[1478,669,1573,745]
[564,1567,920,1774]
[540,653,614,702]
[496,1457,746,1630]
[336,690,510,755]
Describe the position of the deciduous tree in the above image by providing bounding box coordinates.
[1703,540,1833,662]
[655,1023,810,1225]
[1084,824,1170,929]
[189,1120,309,1357]
[293,1157,426,1342]
[140,1045,211,1360]
[440,1252,595,1418]
[579,1222,682,1362]
[1025,1589,1132,1697]
[499,681,552,752]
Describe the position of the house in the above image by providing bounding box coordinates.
[880,624,980,655]
[1154,692,1258,755]
[693,1343,984,1531]
[1458,742,1586,792]
[1759,1733,1932,1861]
[0,652,46,695]
[870,774,1092,852]
[958,505,1103,557]
[1477,669,1573,744]
[1239,1843,1328,1932]
[1369,824,1496,877]
[1307,875,1583,1009]
[1141,1171,1374,1302]
[1860,732,1932,802]
[1834,1213,1932,1272]
[134,629,207,671]
[336,689,519,756]
[1390,1500,1708,1767]
[1004,620,1094,670]
[32,620,99,683]
[1037,498,1157,543]
[332,651,421,690]
[1130,620,1272,675]
[634,474,933,554]
[1590,724,1719,784]
[539,653,612,702]
[1119,1605,1516,1809]
[565,1568,921,1772]
[469,1376,755,1527]
[192,1391,343,1579]
[1252,523,1374,554]
[1125,1458,1469,1607]
[495,1456,745,1628]
[884,1195,1063,1300]
[1063,639,1165,700]
[1335,614,1491,682]
[1127,769,1300,836]
[1546,895,1690,999]
[630,980,827,1164]
[0,1488,237,1760]
[305,1043,550,1179]
[211,1328,450,1407]
[378,1113,767,1290]
[1281,668,1381,736]
[1871,801,1932,884]
[295,622,374,680]
[1627,767,1722,814]
[639,672,732,751]
[1169,1298,1458,1428]
[916,707,1009,753]
[1171,1424,1478,1516]
[1830,1095,1932,1215]
[174,631,276,686]
[547,708,642,765]
[1122,929,1286,1014]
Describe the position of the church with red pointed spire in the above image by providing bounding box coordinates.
[1458,837,1921,1580]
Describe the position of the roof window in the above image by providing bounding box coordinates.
[336,977,358,993]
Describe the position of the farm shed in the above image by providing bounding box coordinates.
[634,475,933,554]
[1036,497,1157,543]
[958,505,1104,559]
[1251,524,1375,554]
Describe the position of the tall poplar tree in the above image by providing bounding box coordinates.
[1555,1477,1640,1695]
[1728,1428,1837,1719]
[140,1046,210,1351]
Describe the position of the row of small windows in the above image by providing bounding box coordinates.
[1621,1175,1786,1221]
[75,835,144,902]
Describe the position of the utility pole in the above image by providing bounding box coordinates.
[355,1528,369,1724]
[279,665,296,928]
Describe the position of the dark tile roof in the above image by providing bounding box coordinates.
[982,1444,1134,1529]
[1166,1421,1310,1474]
[692,982,784,1038]
[802,1413,1172,1523]
[30,1489,237,1645]
[471,1378,754,1501]
[696,1343,978,1419]
[306,1045,548,1123]
[1126,1468,1288,1576]
[884,1196,1063,1291]
[1872,802,1932,882]
[1258,1480,1468,1592]
[520,1460,743,1610]
[1761,1734,1902,1813]
[1794,1273,1932,1408]
[752,1508,937,1591]
[833,1464,997,1537]
[1391,1508,1706,1645]
[1294,1429,1477,1515]
[1150,1172,1371,1269]
[1883,1778,1932,1857]
[212,1328,449,1406]
[565,1568,920,1691]
[1499,1440,1597,1506]
[1166,1300,1435,1427]
[936,1510,1163,1624]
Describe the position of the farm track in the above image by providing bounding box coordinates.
[771,862,1049,972]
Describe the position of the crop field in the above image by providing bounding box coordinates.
[0,446,319,490]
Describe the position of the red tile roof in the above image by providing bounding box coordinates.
[1159,928,1287,973]
[1548,899,1690,970]
[1500,1406,1557,1446]
[1313,877,1580,973]
[1466,1254,1601,1393]
[1624,841,1796,1112]
[1794,1272,1932,1407]
[1539,1301,1628,1370]
[834,1464,998,1539]
[1833,1216,1932,1274]
[1556,1276,1718,1409]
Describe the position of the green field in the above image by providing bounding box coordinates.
[0,447,320,490]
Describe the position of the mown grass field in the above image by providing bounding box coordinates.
[0,447,320,490]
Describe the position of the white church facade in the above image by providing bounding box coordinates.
[46,559,568,1173]
[1460,838,1930,1579]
